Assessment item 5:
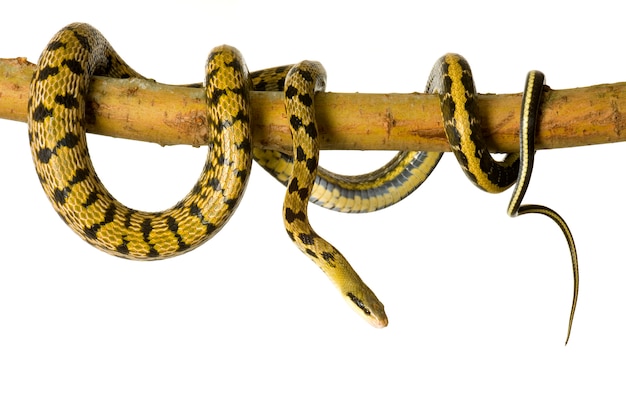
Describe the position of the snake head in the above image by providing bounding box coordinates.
[344,289,388,329]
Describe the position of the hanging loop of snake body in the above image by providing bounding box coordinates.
[28,23,253,259]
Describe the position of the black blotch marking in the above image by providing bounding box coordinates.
[84,203,117,241]
[205,222,217,235]
[304,122,317,140]
[321,252,335,263]
[230,87,246,98]
[288,178,309,201]
[209,87,227,105]
[209,178,222,191]
[58,132,80,149]
[189,204,218,235]
[53,187,70,205]
[347,292,371,316]
[68,169,89,186]
[305,249,318,258]
[55,93,79,109]
[37,148,54,164]
[216,119,233,134]
[296,146,306,162]
[31,103,53,122]
[225,58,243,73]
[46,40,65,51]
[141,218,153,243]
[237,168,249,182]
[305,155,317,174]
[167,216,191,253]
[290,114,302,131]
[285,85,298,99]
[297,188,309,201]
[167,216,179,233]
[225,196,241,210]
[116,238,130,256]
[284,207,306,224]
[103,204,116,225]
[123,210,135,229]
[299,93,313,107]
[189,203,201,218]
[298,232,315,246]
[298,69,314,82]
[82,191,99,208]
[254,79,268,91]
[72,30,92,52]
[233,108,248,124]
[37,65,59,81]
[62,59,84,76]
[288,177,300,193]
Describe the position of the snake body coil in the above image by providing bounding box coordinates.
[28,23,252,259]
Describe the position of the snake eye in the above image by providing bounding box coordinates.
[346,292,371,316]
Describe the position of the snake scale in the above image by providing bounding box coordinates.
[27,23,578,342]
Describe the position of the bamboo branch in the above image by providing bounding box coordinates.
[1,57,625,153]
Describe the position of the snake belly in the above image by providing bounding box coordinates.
[250,67,442,213]
[28,23,252,259]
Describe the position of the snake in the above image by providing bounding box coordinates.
[27,23,578,339]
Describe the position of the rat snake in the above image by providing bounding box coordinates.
[27,23,577,341]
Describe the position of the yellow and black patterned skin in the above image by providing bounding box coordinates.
[431,54,520,192]
[279,61,388,327]
[28,23,253,259]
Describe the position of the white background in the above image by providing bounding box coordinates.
[1,1,625,415]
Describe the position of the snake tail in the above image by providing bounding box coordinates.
[508,70,579,345]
